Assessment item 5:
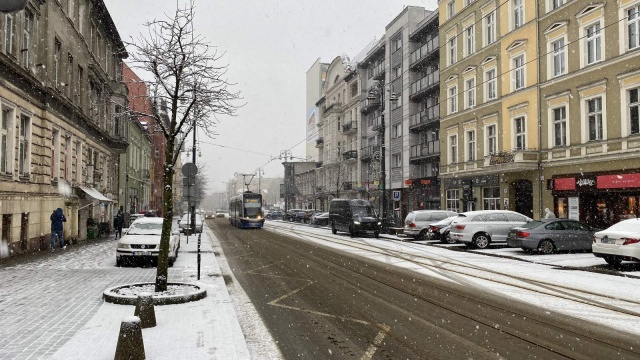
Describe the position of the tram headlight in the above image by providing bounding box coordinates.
[257,215,262,220]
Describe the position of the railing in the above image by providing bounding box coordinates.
[371,115,384,131]
[371,61,385,80]
[360,98,381,114]
[322,102,342,115]
[409,107,440,128]
[342,150,358,160]
[342,122,357,134]
[410,36,439,66]
[488,148,538,165]
[410,142,440,158]
[410,70,439,96]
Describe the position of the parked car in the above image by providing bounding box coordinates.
[293,211,306,223]
[592,218,640,265]
[116,217,180,267]
[178,214,203,234]
[449,210,533,249]
[404,210,458,240]
[303,209,317,223]
[267,210,283,220]
[427,216,459,244]
[506,219,598,254]
[310,212,329,226]
[329,199,381,238]
[285,209,302,222]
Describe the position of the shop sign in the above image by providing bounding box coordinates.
[568,197,579,221]
[444,175,498,188]
[597,173,640,189]
[420,179,432,185]
[575,175,596,191]
[404,179,413,186]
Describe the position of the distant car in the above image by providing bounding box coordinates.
[215,211,228,218]
[310,212,329,226]
[205,212,215,219]
[449,210,533,249]
[427,216,459,244]
[293,211,306,223]
[285,209,302,222]
[178,214,203,234]
[129,213,145,223]
[507,219,598,254]
[268,210,283,220]
[403,210,458,240]
[116,217,180,267]
[592,218,640,265]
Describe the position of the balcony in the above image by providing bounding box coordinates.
[409,37,439,70]
[342,181,354,191]
[342,122,357,135]
[371,61,385,81]
[342,149,358,161]
[371,115,384,132]
[410,70,439,101]
[409,142,440,163]
[315,137,324,148]
[409,107,439,132]
[360,98,381,115]
[360,145,380,162]
[487,149,538,168]
[321,102,343,116]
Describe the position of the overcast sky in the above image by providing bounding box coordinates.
[104,0,438,193]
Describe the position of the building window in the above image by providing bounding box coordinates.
[449,134,458,164]
[587,97,603,141]
[553,106,567,146]
[447,1,455,19]
[514,116,526,150]
[5,13,14,55]
[485,69,496,101]
[75,141,82,183]
[486,124,497,155]
[446,189,460,212]
[465,25,474,56]
[630,88,640,135]
[54,38,61,88]
[513,55,525,90]
[465,78,475,109]
[18,114,30,175]
[1,107,13,174]
[449,86,458,114]
[392,153,401,167]
[466,130,475,161]
[448,36,457,65]
[51,129,60,180]
[551,0,564,10]
[393,65,401,79]
[67,53,73,96]
[513,0,523,30]
[485,11,496,46]
[64,136,71,180]
[585,23,602,65]
[628,5,640,51]
[392,124,401,139]
[393,37,402,52]
[483,187,500,210]
[551,38,565,77]
[22,11,34,66]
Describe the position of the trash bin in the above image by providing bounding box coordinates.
[87,225,98,240]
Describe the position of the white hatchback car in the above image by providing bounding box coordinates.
[592,218,640,265]
[116,217,180,267]
[449,210,533,249]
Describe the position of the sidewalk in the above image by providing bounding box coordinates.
[49,227,251,360]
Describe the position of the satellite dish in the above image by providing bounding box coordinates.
[0,0,28,13]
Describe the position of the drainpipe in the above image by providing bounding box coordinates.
[536,1,543,219]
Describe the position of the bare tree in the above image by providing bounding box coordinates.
[126,1,240,291]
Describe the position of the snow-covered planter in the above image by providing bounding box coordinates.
[103,282,207,305]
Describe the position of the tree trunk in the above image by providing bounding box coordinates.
[155,138,175,292]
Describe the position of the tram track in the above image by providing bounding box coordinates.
[258,222,640,358]
[265,222,640,320]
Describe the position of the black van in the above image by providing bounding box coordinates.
[329,199,381,238]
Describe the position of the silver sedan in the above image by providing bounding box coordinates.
[506,219,598,254]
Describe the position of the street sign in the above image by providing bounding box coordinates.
[392,190,401,201]
[181,163,198,177]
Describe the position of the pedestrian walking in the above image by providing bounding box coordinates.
[544,208,556,219]
[50,208,67,251]
[114,210,124,240]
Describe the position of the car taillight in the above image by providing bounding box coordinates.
[622,238,640,245]
[409,223,416,228]
[516,231,530,238]
[429,226,438,232]
[454,224,465,230]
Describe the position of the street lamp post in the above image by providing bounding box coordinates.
[367,83,398,229]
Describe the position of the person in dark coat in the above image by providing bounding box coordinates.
[50,208,67,251]
[114,210,124,240]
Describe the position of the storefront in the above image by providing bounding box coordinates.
[442,175,501,213]
[551,171,640,228]
[405,177,440,211]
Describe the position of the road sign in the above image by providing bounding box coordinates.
[181,163,198,177]
[392,190,401,201]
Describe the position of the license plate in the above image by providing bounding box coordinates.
[133,251,151,256]
[601,238,615,244]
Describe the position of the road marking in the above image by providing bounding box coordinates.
[361,323,390,360]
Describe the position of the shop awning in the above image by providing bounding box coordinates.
[79,186,112,202]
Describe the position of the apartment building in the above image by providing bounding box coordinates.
[439,0,540,218]
[0,1,128,253]
[539,0,640,227]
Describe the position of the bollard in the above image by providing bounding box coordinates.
[114,316,145,360]
[134,293,156,328]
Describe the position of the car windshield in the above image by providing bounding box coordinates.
[127,222,163,235]
[352,205,376,217]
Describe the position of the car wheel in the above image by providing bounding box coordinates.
[349,225,355,238]
[331,223,337,234]
[604,256,622,266]
[116,258,122,267]
[417,230,428,240]
[472,233,490,249]
[168,256,175,267]
[374,231,380,238]
[538,240,555,254]
[443,231,457,244]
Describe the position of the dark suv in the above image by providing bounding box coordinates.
[329,199,381,238]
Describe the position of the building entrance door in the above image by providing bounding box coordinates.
[515,180,533,218]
